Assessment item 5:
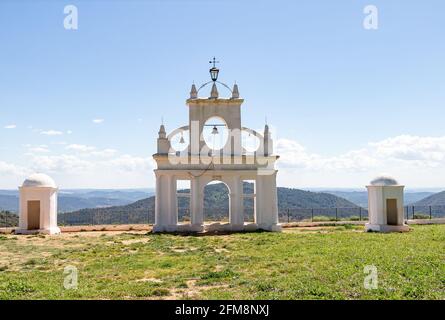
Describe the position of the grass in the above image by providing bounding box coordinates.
[0,225,444,300]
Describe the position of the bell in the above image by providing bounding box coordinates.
[211,126,218,135]
[179,133,185,144]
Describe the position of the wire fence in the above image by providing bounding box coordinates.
[1,205,445,228]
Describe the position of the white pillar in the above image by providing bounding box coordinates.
[167,175,178,226]
[154,173,178,232]
[229,175,244,228]
[256,171,280,231]
[191,176,204,226]
[154,174,167,231]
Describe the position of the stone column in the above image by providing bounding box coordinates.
[154,173,166,231]
[154,173,177,232]
[229,175,244,229]
[190,176,204,229]
[167,175,178,227]
[256,171,280,231]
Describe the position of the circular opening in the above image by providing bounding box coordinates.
[203,117,229,151]
[242,130,260,152]
[170,130,189,152]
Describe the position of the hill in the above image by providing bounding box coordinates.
[324,191,435,207]
[60,183,358,224]
[0,189,152,213]
[0,211,18,227]
[413,191,445,206]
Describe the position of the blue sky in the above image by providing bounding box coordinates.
[1,0,445,189]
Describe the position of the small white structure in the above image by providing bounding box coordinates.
[16,173,61,235]
[365,176,409,233]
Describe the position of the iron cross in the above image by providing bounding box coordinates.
[209,57,219,68]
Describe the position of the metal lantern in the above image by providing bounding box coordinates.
[209,67,219,82]
[209,57,220,82]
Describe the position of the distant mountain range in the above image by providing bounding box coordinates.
[0,189,154,213]
[59,183,359,224]
[413,191,445,206]
[323,191,436,207]
[2,186,444,220]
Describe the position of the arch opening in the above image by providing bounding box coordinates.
[203,180,230,223]
[169,128,189,152]
[241,130,261,153]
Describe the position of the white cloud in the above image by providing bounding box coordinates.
[4,124,16,129]
[24,153,153,176]
[64,144,117,158]
[92,119,104,124]
[0,161,30,177]
[370,135,445,166]
[41,130,63,136]
[67,130,73,135]
[91,148,118,157]
[65,144,96,152]
[106,154,153,172]
[276,135,445,171]
[28,154,92,172]
[2,134,445,189]
[29,147,50,153]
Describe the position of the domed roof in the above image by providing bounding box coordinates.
[22,173,57,188]
[370,176,399,186]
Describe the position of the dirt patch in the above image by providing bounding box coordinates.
[171,246,198,253]
[60,224,151,233]
[135,277,163,283]
[121,238,151,245]
[163,279,229,300]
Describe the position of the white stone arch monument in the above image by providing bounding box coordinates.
[16,173,61,235]
[365,176,410,233]
[153,60,281,232]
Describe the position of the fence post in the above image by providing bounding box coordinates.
[287,209,290,223]
[335,208,338,222]
[359,207,362,221]
[429,206,432,220]
[311,208,314,222]
[412,206,415,220]
[405,206,408,221]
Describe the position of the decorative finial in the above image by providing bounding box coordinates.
[210,82,219,99]
[232,83,239,98]
[190,83,198,99]
[159,123,166,138]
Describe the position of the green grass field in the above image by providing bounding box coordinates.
[0,224,444,300]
